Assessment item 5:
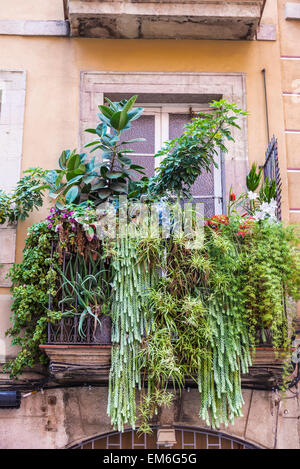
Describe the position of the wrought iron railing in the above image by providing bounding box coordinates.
[47,248,112,345]
[263,136,282,221]
[47,314,111,345]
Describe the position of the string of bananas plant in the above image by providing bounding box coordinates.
[107,234,159,431]
[134,216,299,431]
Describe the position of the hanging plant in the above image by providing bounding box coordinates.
[3,222,60,377]
[135,212,300,431]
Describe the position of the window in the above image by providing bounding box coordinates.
[80,71,248,216]
[111,101,224,217]
[71,426,259,449]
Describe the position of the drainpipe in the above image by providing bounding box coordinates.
[261,68,270,144]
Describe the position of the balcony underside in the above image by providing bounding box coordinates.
[66,1,266,40]
[40,345,290,389]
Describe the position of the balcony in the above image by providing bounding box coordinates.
[65,0,266,40]
[40,316,298,390]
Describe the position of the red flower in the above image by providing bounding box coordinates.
[205,215,229,231]
[230,193,236,201]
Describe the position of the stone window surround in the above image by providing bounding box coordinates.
[79,70,249,206]
[0,70,26,287]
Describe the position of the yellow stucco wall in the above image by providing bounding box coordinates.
[0,0,298,357]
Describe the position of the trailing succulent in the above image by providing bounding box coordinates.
[135,215,300,432]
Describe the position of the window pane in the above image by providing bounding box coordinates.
[120,115,155,154]
[130,155,155,178]
[190,168,214,197]
[169,113,215,198]
[169,113,190,141]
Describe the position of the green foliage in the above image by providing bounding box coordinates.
[240,220,300,349]
[44,96,146,206]
[108,235,158,431]
[3,222,60,377]
[44,149,99,206]
[59,253,111,338]
[259,177,277,203]
[0,168,47,225]
[147,100,246,199]
[133,217,300,430]
[2,97,247,217]
[136,233,250,429]
[246,163,263,192]
[3,94,299,434]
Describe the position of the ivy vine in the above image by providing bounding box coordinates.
[3,222,60,378]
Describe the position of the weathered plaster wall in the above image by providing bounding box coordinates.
[0,386,298,449]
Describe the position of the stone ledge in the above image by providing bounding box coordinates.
[40,344,289,387]
[40,345,112,384]
[285,2,300,20]
[0,20,70,37]
[67,0,265,40]
[40,345,112,366]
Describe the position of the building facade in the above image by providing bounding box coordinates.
[0,0,300,449]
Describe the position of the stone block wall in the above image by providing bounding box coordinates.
[0,385,298,449]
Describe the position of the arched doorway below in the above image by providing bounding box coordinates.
[71,426,259,450]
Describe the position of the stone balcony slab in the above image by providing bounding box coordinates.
[40,344,291,387]
[65,0,266,40]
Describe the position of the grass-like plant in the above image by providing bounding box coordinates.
[58,253,111,338]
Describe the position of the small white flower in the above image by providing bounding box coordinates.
[260,201,277,218]
[267,216,277,225]
[253,211,265,221]
[268,198,277,209]
[247,191,258,201]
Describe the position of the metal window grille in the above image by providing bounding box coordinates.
[71,426,260,450]
[263,136,282,221]
[47,249,112,345]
